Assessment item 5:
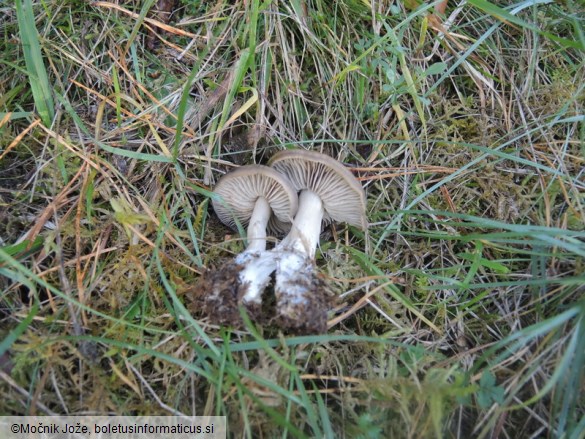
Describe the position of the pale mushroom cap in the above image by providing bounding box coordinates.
[212,165,298,233]
[268,150,367,229]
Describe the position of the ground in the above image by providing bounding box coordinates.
[0,0,584,437]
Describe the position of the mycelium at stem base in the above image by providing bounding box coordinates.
[273,190,334,333]
[203,196,277,323]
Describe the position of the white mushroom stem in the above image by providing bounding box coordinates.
[244,196,270,254]
[278,190,324,258]
[273,190,325,309]
[232,196,277,305]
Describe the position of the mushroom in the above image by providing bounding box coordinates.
[200,165,298,323]
[268,150,367,333]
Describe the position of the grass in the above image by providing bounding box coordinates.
[1,0,584,437]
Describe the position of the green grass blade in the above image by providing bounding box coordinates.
[0,269,39,358]
[347,246,441,333]
[218,48,251,132]
[15,0,54,126]
[467,0,585,50]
